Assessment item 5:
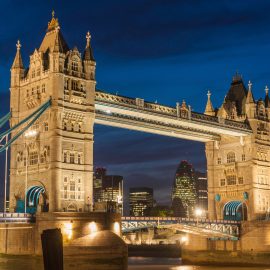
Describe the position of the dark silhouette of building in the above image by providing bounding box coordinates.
[129,187,154,216]
[195,171,208,212]
[93,168,123,214]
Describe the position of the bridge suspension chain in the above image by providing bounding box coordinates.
[0,99,51,153]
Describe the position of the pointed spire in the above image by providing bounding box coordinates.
[246,80,255,103]
[11,40,24,69]
[83,31,95,61]
[264,85,270,108]
[47,10,60,32]
[204,90,215,115]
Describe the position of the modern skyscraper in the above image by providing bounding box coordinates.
[129,187,154,216]
[171,160,197,217]
[93,168,123,214]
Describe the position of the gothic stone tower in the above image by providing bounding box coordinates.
[205,74,270,221]
[9,13,96,212]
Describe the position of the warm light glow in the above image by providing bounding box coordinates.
[113,222,120,235]
[105,109,111,114]
[195,208,203,217]
[63,222,73,240]
[89,221,97,234]
[25,130,38,137]
[181,235,188,243]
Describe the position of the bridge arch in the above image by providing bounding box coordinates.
[223,201,247,221]
[26,185,48,213]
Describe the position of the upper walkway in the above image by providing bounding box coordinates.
[95,90,252,142]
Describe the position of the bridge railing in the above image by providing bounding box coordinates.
[95,90,251,132]
[0,213,35,223]
[121,216,240,225]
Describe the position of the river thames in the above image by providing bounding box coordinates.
[0,256,268,270]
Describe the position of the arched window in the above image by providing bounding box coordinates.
[227,152,235,163]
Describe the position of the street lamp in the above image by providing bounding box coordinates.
[24,129,38,214]
[195,208,203,226]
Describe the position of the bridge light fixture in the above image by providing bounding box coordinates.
[63,222,73,240]
[89,221,97,234]
[113,222,120,235]
[180,235,188,244]
[195,208,203,218]
[24,130,38,138]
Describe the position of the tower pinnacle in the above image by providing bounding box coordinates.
[11,40,24,69]
[248,80,252,92]
[83,31,95,61]
[16,40,21,51]
[86,31,91,48]
[47,10,60,32]
[204,90,215,116]
[246,80,254,104]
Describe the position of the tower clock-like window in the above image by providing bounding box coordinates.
[227,152,235,163]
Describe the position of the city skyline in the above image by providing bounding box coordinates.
[2,1,270,206]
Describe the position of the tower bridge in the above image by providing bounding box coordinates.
[0,12,270,251]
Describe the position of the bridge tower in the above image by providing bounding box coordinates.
[205,74,270,221]
[9,12,96,212]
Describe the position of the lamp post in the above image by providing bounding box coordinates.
[24,130,38,215]
[0,135,8,214]
[195,208,203,226]
[4,135,8,214]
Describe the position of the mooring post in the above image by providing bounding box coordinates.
[41,228,64,270]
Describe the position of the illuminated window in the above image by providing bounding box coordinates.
[227,152,235,163]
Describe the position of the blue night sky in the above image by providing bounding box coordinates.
[1,0,270,209]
